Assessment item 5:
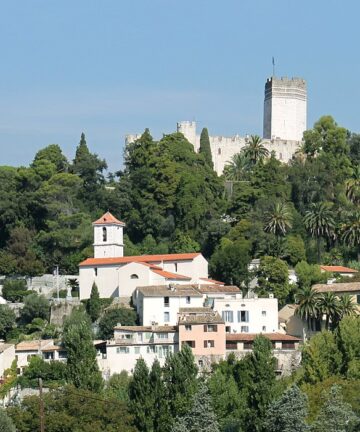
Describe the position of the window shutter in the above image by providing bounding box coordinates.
[214,325,217,332]
[204,325,207,332]
[204,341,207,348]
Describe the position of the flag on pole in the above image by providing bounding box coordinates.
[272,56,275,66]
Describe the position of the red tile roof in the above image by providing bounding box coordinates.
[320,265,358,273]
[313,282,360,293]
[226,333,301,342]
[200,278,225,285]
[151,268,191,280]
[79,253,201,267]
[92,212,126,226]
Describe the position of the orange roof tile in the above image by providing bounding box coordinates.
[200,278,225,285]
[92,212,126,226]
[79,253,201,267]
[226,333,301,342]
[320,265,358,273]
[151,268,191,280]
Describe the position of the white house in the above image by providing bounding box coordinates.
[135,285,204,326]
[0,343,15,381]
[96,325,178,376]
[79,212,209,300]
[213,295,279,334]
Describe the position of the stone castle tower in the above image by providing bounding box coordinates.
[263,77,307,141]
[93,212,125,258]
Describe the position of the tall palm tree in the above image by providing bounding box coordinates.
[341,211,360,262]
[345,165,360,205]
[241,135,269,165]
[223,153,250,181]
[264,201,293,237]
[338,294,357,319]
[295,287,321,331]
[317,292,340,331]
[303,202,336,263]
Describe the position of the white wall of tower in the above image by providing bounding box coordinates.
[94,224,124,258]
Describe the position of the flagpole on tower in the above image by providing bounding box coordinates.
[272,57,275,77]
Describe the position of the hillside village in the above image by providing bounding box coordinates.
[0,74,360,431]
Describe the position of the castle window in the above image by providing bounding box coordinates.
[102,227,107,242]
[218,148,221,155]
[130,274,139,279]
[94,268,98,276]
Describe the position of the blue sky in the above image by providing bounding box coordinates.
[0,0,359,172]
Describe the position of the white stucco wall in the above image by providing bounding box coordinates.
[0,345,15,378]
[213,297,278,333]
[94,224,124,258]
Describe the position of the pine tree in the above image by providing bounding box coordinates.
[0,409,16,432]
[199,128,214,169]
[128,358,154,432]
[87,282,101,322]
[171,381,220,432]
[263,385,310,432]
[311,385,359,431]
[62,309,103,392]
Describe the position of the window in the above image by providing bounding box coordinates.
[102,227,107,242]
[164,312,170,322]
[282,342,295,349]
[94,268,98,276]
[116,347,130,354]
[241,326,249,333]
[174,263,178,272]
[262,326,266,332]
[238,311,249,323]
[205,324,218,332]
[222,311,234,322]
[186,296,191,304]
[164,296,170,307]
[182,341,195,348]
[130,274,139,279]
[147,346,156,354]
[157,333,168,339]
[198,359,204,367]
[204,340,215,348]
[145,332,152,339]
[262,311,267,317]
[357,294,360,304]
[244,342,252,349]
[218,148,221,155]
[225,326,231,333]
[226,342,237,350]
[58,351,67,359]
[185,324,192,331]
[135,347,140,354]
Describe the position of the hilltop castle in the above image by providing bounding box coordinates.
[126,76,307,175]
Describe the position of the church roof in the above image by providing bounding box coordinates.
[79,253,201,267]
[92,212,126,226]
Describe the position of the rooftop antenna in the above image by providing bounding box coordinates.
[272,56,275,77]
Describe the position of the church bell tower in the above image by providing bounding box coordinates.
[92,212,125,258]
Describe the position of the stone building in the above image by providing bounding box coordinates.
[125,76,307,175]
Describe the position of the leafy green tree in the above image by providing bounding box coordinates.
[1,278,29,302]
[98,307,137,340]
[199,127,214,169]
[86,283,101,322]
[284,235,306,266]
[264,201,293,237]
[304,202,336,263]
[295,261,327,289]
[0,409,16,432]
[170,230,200,253]
[32,144,69,173]
[263,385,310,432]
[150,359,169,432]
[128,358,154,432]
[63,309,103,392]
[301,331,342,384]
[242,135,269,165]
[18,356,67,388]
[341,211,360,262]
[337,295,357,321]
[171,381,220,432]
[256,256,290,304]
[20,293,49,324]
[208,368,245,430]
[311,385,359,432]
[244,335,277,432]
[7,385,136,432]
[0,305,16,340]
[105,371,130,402]
[209,239,251,287]
[336,316,360,378]
[345,165,360,205]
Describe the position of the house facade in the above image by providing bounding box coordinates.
[0,343,15,382]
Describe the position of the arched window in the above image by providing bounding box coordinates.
[102,227,107,242]
[130,274,139,279]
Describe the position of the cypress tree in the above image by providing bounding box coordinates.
[150,359,169,432]
[128,358,154,432]
[62,309,103,392]
[87,282,101,322]
[199,127,214,169]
